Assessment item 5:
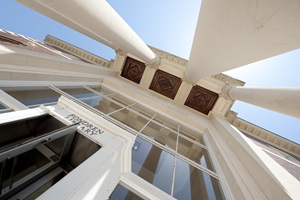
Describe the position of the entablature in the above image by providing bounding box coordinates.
[44,35,111,67]
[227,111,300,158]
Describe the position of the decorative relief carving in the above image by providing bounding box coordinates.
[149,70,182,99]
[185,85,219,115]
[120,82,189,117]
[230,116,300,157]
[212,73,245,86]
[149,46,188,66]
[146,56,161,69]
[44,35,110,67]
[121,57,146,84]
[220,85,234,100]
[115,48,127,56]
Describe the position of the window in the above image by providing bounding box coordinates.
[59,85,225,199]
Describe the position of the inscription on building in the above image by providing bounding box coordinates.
[66,114,104,135]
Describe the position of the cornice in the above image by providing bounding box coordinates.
[227,111,300,158]
[149,46,188,67]
[44,35,111,67]
[212,73,245,87]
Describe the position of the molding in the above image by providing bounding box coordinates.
[121,172,176,200]
[184,85,219,115]
[212,73,245,87]
[0,64,105,80]
[102,76,210,132]
[220,85,233,100]
[115,48,128,56]
[227,111,300,158]
[211,115,300,200]
[44,35,111,67]
[0,81,100,90]
[121,57,146,84]
[149,70,182,100]
[146,56,161,69]
[149,46,188,67]
[203,133,234,200]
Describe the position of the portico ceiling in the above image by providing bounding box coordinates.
[186,0,300,80]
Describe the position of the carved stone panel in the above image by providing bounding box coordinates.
[149,70,182,99]
[185,85,218,115]
[121,57,146,84]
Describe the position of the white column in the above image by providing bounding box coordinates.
[209,115,300,200]
[17,0,160,66]
[226,86,300,118]
[186,0,300,81]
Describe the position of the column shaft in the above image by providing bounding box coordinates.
[18,0,159,65]
[229,87,300,118]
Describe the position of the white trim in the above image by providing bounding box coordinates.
[56,96,135,173]
[212,115,300,200]
[38,144,122,200]
[0,44,110,69]
[0,107,45,124]
[120,172,176,200]
[0,81,101,91]
[203,131,234,200]
[0,89,28,110]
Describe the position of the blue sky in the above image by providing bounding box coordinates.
[1,0,299,144]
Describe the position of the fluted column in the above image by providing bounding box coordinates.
[224,86,300,118]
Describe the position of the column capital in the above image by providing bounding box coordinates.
[182,72,197,86]
[220,85,234,100]
[115,48,128,56]
[146,56,161,69]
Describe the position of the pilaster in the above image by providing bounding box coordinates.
[139,66,157,89]
[174,80,193,104]
[209,115,300,200]
[113,49,128,72]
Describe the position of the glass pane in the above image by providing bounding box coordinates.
[0,102,13,113]
[58,86,104,107]
[130,104,157,120]
[141,120,177,151]
[80,96,102,107]
[1,149,50,189]
[0,103,7,109]
[154,114,178,131]
[92,96,123,115]
[59,87,100,99]
[108,94,135,107]
[179,125,204,145]
[174,158,224,200]
[109,184,143,200]
[5,87,61,107]
[178,136,215,172]
[109,108,149,132]
[90,86,116,96]
[83,85,117,96]
[132,137,174,195]
[24,172,66,200]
